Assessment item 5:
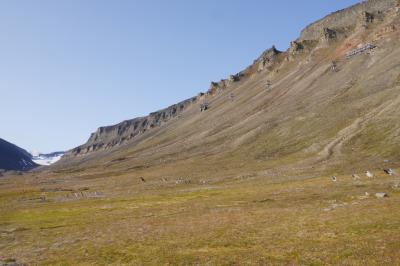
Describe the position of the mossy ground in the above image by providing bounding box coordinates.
[1,169,400,265]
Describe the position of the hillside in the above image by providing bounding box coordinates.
[1,0,400,264]
[0,138,37,172]
[58,0,400,178]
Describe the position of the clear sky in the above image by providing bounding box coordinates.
[0,0,359,153]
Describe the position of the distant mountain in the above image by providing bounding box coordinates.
[31,151,64,166]
[0,138,37,171]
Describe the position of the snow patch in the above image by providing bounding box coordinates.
[31,151,64,166]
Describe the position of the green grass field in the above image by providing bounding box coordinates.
[1,169,400,265]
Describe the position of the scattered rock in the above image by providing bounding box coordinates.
[65,191,104,200]
[375,192,388,198]
[366,171,374,178]
[265,80,272,90]
[383,168,395,175]
[40,187,74,192]
[200,102,209,112]
[346,43,376,59]
[331,61,338,72]
[175,177,191,184]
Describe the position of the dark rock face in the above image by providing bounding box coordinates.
[362,11,375,23]
[323,28,337,40]
[68,97,198,156]
[0,138,37,171]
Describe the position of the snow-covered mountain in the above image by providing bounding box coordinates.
[31,151,64,166]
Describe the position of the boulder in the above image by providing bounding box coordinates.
[375,192,388,198]
[366,171,374,178]
[383,168,395,175]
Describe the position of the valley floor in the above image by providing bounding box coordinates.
[1,169,400,265]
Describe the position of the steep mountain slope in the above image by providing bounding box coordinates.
[3,1,400,265]
[57,0,400,179]
[0,138,37,171]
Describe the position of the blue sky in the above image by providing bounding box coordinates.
[0,0,359,153]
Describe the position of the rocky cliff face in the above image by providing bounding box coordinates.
[299,0,396,41]
[65,0,399,159]
[68,97,197,156]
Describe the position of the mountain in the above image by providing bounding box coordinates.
[0,138,37,171]
[31,151,65,166]
[57,0,400,177]
[3,1,400,264]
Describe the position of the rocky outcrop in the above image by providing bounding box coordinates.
[68,97,197,156]
[362,11,375,24]
[287,40,317,60]
[207,73,243,96]
[229,74,240,82]
[299,0,396,41]
[256,46,282,71]
[322,28,337,41]
[288,41,305,56]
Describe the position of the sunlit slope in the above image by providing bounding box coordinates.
[3,2,400,265]
[56,1,400,179]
